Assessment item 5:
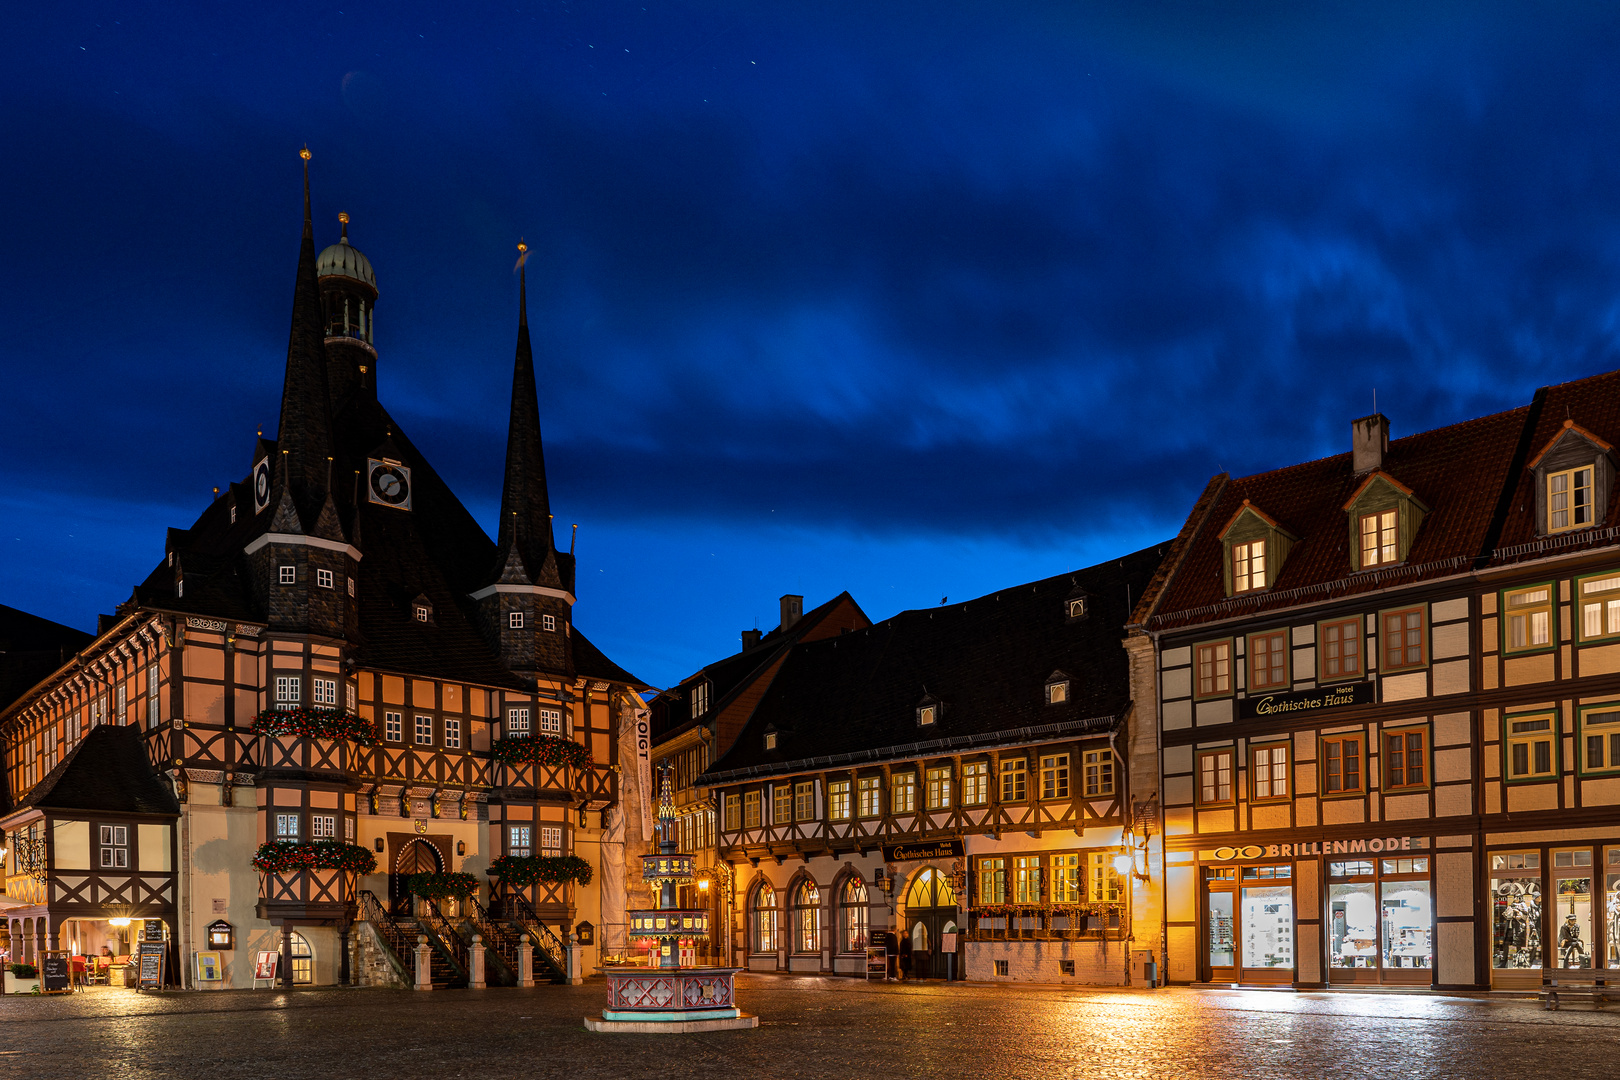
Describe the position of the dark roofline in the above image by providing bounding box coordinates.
[696,712,1119,785]
[0,611,146,731]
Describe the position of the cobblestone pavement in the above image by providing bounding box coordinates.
[2,974,1615,1079]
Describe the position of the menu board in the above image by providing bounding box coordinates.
[865,946,888,979]
[137,941,166,990]
[40,956,71,994]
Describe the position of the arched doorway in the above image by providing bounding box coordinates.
[904,867,958,980]
[391,838,443,914]
[289,931,314,984]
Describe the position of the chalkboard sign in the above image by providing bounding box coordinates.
[40,955,72,994]
[143,919,165,942]
[137,941,166,991]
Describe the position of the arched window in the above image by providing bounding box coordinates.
[905,867,958,910]
[792,880,821,953]
[752,881,778,954]
[289,931,314,984]
[839,876,869,953]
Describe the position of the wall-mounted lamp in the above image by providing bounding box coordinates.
[374,838,385,853]
[697,878,710,893]
[456,840,466,856]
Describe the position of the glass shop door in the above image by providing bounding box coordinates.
[1205,865,1296,984]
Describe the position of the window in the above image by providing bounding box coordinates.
[772,785,792,826]
[1506,714,1556,781]
[753,883,778,953]
[384,711,402,742]
[1320,618,1361,680]
[147,666,159,728]
[916,704,936,726]
[925,766,952,810]
[795,781,815,821]
[99,825,129,869]
[857,776,881,818]
[176,578,184,598]
[1046,680,1069,705]
[1083,750,1115,797]
[508,825,531,857]
[724,793,741,831]
[792,881,820,952]
[1196,641,1232,697]
[891,772,917,814]
[316,568,333,589]
[1581,708,1620,773]
[275,676,300,704]
[1088,852,1122,902]
[993,960,1010,977]
[1013,855,1042,904]
[839,877,869,952]
[345,682,357,711]
[275,813,300,839]
[1382,608,1426,670]
[690,682,710,718]
[763,731,778,750]
[1504,585,1553,652]
[313,678,337,706]
[540,827,563,855]
[414,605,431,622]
[1051,854,1082,903]
[1198,750,1233,805]
[116,685,126,724]
[414,715,433,745]
[444,717,461,749]
[962,761,989,805]
[743,790,762,828]
[1251,743,1289,800]
[1580,573,1620,641]
[345,816,355,840]
[347,576,355,597]
[828,781,850,821]
[1322,733,1364,794]
[509,611,525,629]
[543,614,556,632]
[279,565,295,585]
[998,757,1028,802]
[1040,754,1070,800]
[1248,630,1288,690]
[979,857,1007,904]
[310,814,336,839]
[538,708,562,734]
[1067,597,1087,620]
[507,707,530,737]
[1233,538,1267,593]
[1383,729,1427,790]
[288,932,314,985]
[1360,509,1399,567]
[1548,465,1595,532]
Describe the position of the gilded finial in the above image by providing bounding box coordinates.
[517,239,527,254]
[338,211,350,242]
[300,146,311,162]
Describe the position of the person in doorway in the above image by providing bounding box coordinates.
[898,930,912,981]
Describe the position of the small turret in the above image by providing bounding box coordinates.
[318,211,380,405]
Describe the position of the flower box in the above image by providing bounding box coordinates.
[4,972,41,994]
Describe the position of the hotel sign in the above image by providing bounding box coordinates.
[883,839,964,862]
[1236,681,1375,721]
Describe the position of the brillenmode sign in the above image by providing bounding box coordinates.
[1209,836,1420,861]
[1236,681,1375,720]
[883,840,964,862]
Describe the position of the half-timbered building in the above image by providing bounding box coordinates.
[0,158,648,988]
[1129,369,1620,991]
[703,548,1163,984]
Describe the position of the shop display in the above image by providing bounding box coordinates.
[1556,877,1593,969]
[1607,872,1620,968]
[1329,883,1377,968]
[1208,893,1234,967]
[1241,886,1293,969]
[1491,878,1543,969]
[1380,882,1433,969]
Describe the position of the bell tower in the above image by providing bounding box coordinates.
[317,211,379,407]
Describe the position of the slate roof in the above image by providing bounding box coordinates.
[702,544,1166,781]
[1137,367,1620,631]
[8,723,180,817]
[0,605,93,713]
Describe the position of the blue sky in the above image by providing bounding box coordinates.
[6,2,1620,688]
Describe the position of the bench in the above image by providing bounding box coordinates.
[1540,977,1612,1010]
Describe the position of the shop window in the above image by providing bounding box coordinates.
[1251,743,1289,801]
[1195,640,1232,698]
[1040,754,1070,800]
[827,781,850,821]
[1548,465,1596,533]
[839,877,869,952]
[1013,856,1042,904]
[508,825,531,857]
[753,883,779,953]
[1197,750,1234,806]
[1606,849,1620,971]
[1088,852,1122,903]
[1083,750,1115,797]
[1490,851,1543,970]
[1000,758,1027,802]
[1381,607,1426,671]
[1322,733,1364,795]
[1328,858,1432,974]
[1581,708,1620,774]
[1050,854,1082,904]
[1319,617,1362,681]
[962,761,989,805]
[978,857,1007,905]
[743,791,762,828]
[99,825,129,869]
[1506,714,1557,781]
[1248,630,1288,690]
[1359,509,1399,567]
[384,711,402,743]
[925,767,952,810]
[857,777,881,818]
[1579,572,1620,642]
[773,785,792,825]
[1552,850,1596,970]
[1233,539,1267,593]
[1503,585,1554,653]
[1383,729,1427,790]
[795,781,816,821]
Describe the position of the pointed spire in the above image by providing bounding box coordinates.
[492,240,559,587]
[276,146,335,514]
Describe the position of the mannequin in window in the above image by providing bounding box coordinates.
[1559,913,1589,969]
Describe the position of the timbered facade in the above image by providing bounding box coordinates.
[704,548,1164,984]
[0,160,646,987]
[1129,369,1620,991]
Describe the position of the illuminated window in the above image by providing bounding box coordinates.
[1251,743,1289,800]
[916,704,936,726]
[962,761,989,805]
[288,932,314,985]
[540,827,562,855]
[773,785,792,825]
[1083,750,1114,796]
[1088,852,1122,902]
[828,781,850,821]
[1050,854,1082,903]
[1233,539,1267,593]
[690,682,710,718]
[1383,729,1426,790]
[1248,630,1288,690]
[1013,855,1042,904]
[857,776,881,818]
[724,793,741,831]
[1320,617,1361,680]
[1382,607,1426,670]
[792,881,820,953]
[1322,733,1364,794]
[1506,715,1556,781]
[795,781,816,821]
[978,857,1006,904]
[1580,573,1620,641]
[890,772,917,814]
[1197,750,1233,805]
[1196,640,1231,697]
[839,877,869,952]
[508,825,531,857]
[743,790,761,828]
[275,814,300,839]
[753,883,778,953]
[1359,509,1399,567]
[764,731,777,750]
[1504,586,1553,652]
[1548,465,1595,533]
[1040,754,1070,800]
[999,758,1027,802]
[1046,680,1069,705]
[925,766,952,810]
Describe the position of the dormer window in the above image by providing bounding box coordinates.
[1529,420,1614,538]
[415,606,430,622]
[917,704,936,726]
[1359,509,1397,567]
[1219,499,1296,598]
[764,731,778,751]
[1232,539,1266,592]
[1343,472,1428,572]
[1549,466,1595,533]
[690,682,711,719]
[1065,594,1088,621]
[1045,671,1071,704]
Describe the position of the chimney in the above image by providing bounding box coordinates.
[1352,413,1389,475]
[741,629,762,651]
[779,594,803,631]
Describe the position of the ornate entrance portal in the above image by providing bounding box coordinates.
[390,838,443,914]
[904,867,958,980]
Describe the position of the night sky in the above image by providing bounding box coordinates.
[7,3,1620,689]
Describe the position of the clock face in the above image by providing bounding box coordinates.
[367,459,412,509]
[252,458,271,513]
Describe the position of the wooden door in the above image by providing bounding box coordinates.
[390,839,443,914]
